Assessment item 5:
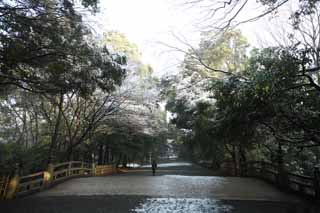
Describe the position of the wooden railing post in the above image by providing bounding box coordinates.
[277,162,289,189]
[80,162,84,175]
[276,143,288,188]
[313,166,320,199]
[43,163,54,188]
[68,162,72,177]
[241,162,248,177]
[92,162,96,175]
[91,153,96,175]
[249,162,257,177]
[5,163,20,199]
[260,161,266,179]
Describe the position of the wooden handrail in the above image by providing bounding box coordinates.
[3,161,117,198]
[287,172,314,181]
[9,161,95,197]
[244,161,319,199]
[20,172,44,181]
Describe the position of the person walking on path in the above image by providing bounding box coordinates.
[152,159,157,176]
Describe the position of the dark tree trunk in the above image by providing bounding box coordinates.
[122,155,128,168]
[103,146,109,164]
[98,144,103,165]
[231,144,238,176]
[116,153,122,168]
[47,93,64,164]
[110,149,114,163]
[35,110,39,144]
[239,145,247,176]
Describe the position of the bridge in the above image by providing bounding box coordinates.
[0,161,319,212]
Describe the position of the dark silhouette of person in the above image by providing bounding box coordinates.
[152,159,157,176]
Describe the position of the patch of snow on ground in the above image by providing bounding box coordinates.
[141,162,193,168]
[126,163,141,168]
[133,198,233,213]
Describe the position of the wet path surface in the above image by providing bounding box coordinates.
[0,162,319,212]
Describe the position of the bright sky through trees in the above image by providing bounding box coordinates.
[87,0,294,75]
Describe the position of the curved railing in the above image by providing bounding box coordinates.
[1,161,116,199]
[52,161,92,182]
[244,161,319,199]
[18,171,45,196]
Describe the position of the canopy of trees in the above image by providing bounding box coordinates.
[163,1,320,176]
[0,0,167,175]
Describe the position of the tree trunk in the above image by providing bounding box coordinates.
[116,153,122,168]
[23,108,28,149]
[103,146,109,164]
[122,155,128,168]
[47,93,64,164]
[35,110,39,144]
[66,145,73,161]
[276,142,288,188]
[232,144,238,176]
[110,149,114,163]
[239,145,247,176]
[98,144,103,165]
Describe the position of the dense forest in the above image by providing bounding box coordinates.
[1,0,320,178]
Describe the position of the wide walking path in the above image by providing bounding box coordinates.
[0,161,318,212]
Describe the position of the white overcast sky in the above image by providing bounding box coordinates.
[86,0,294,76]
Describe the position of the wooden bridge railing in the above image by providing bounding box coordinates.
[52,161,92,182]
[0,161,116,200]
[244,161,320,199]
[18,171,45,196]
[0,176,9,200]
[95,165,114,176]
